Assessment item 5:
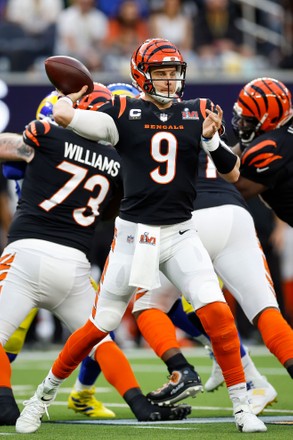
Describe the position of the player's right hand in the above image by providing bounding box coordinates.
[59,85,89,104]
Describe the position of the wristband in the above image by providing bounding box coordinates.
[209,143,238,174]
[201,131,220,151]
[57,96,73,106]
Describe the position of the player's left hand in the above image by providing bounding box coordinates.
[202,105,223,139]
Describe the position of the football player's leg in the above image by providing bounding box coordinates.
[68,336,116,418]
[34,283,115,419]
[168,297,211,347]
[166,297,227,392]
[77,355,102,388]
[135,307,203,405]
[209,206,293,378]
[68,276,115,418]
[86,254,192,421]
[0,251,37,425]
[133,280,203,405]
[4,308,38,363]
[70,325,139,419]
[183,305,274,405]
[192,205,281,411]
[161,231,244,388]
[91,337,191,421]
[255,309,293,377]
[15,254,119,433]
[160,227,266,431]
[51,245,136,381]
[167,297,227,391]
[201,326,277,414]
[30,221,139,400]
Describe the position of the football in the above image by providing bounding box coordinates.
[44,55,94,96]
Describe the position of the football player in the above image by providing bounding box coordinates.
[17,38,267,434]
[232,77,293,226]
[0,83,190,426]
[132,142,292,415]
[0,88,115,424]
[64,82,278,417]
[0,84,139,424]
[131,79,293,415]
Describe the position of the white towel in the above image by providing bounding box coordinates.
[129,223,161,290]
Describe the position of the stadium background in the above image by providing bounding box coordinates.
[1,78,293,140]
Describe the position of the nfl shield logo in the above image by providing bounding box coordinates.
[160,113,168,122]
[127,235,134,243]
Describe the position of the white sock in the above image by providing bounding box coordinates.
[228,383,249,411]
[241,353,264,382]
[43,368,64,389]
[74,378,92,392]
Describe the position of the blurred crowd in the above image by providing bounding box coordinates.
[0,0,292,76]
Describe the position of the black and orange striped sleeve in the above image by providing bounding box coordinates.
[241,139,282,169]
[240,137,284,186]
[23,119,52,148]
[97,95,126,120]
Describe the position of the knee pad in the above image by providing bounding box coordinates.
[94,305,125,333]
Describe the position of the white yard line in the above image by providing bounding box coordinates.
[14,345,273,361]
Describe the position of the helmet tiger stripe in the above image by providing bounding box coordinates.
[75,82,112,111]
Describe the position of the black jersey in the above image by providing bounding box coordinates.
[240,119,293,226]
[194,150,248,211]
[8,120,122,256]
[98,95,214,225]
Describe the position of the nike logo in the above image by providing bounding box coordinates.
[41,396,52,402]
[179,229,189,235]
[256,167,269,173]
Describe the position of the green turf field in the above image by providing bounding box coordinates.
[1,345,292,439]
